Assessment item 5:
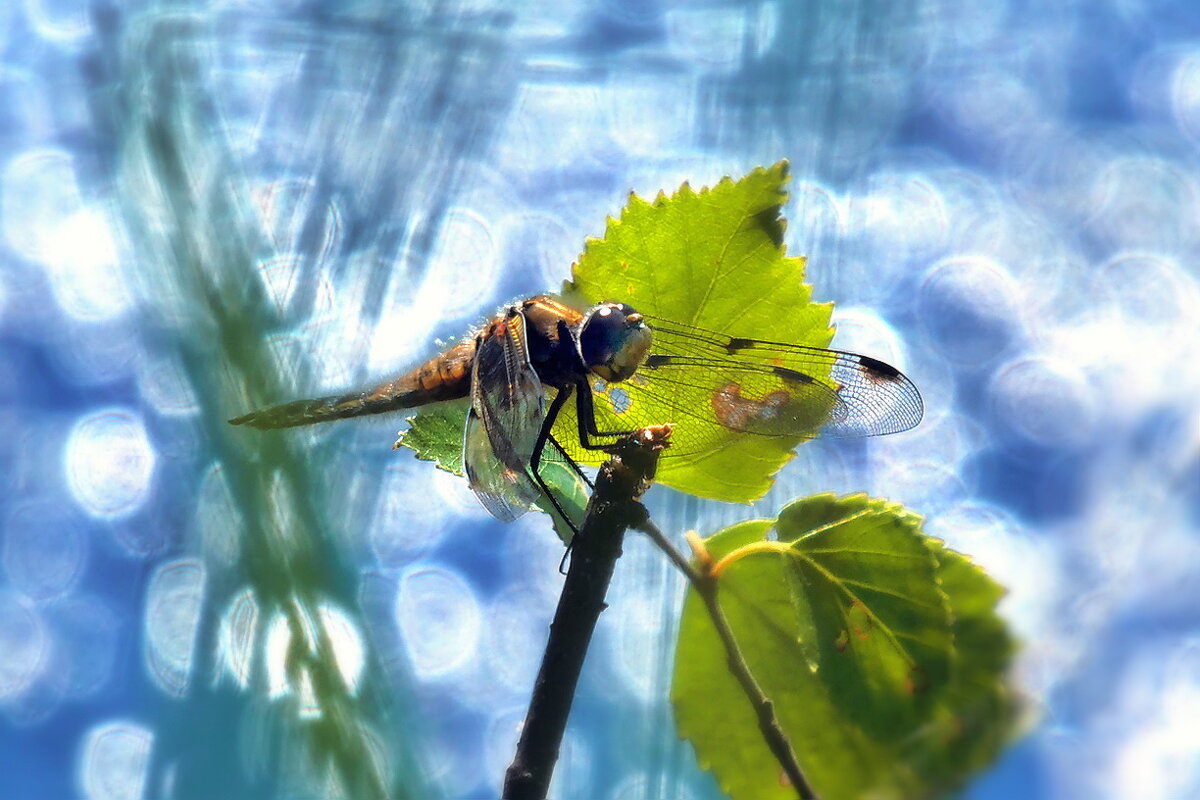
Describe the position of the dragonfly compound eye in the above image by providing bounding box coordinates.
[579,303,654,383]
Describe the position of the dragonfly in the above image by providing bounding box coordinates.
[230,294,923,527]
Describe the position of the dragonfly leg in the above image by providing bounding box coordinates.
[528,464,581,541]
[573,380,640,450]
[529,387,583,539]
[548,431,594,490]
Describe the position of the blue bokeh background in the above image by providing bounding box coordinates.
[2,1,1200,798]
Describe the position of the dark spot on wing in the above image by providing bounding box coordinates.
[857,355,901,380]
[773,366,814,384]
[645,354,673,368]
[725,337,753,354]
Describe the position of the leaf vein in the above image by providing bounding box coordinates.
[837,578,945,610]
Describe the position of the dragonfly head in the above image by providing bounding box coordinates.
[578,302,653,383]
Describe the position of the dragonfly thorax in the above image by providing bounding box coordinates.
[577,302,653,383]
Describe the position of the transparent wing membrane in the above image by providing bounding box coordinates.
[463,310,547,520]
[549,314,922,462]
[643,315,923,439]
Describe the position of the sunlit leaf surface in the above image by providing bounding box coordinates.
[564,161,834,502]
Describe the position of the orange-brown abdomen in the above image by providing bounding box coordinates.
[228,339,476,429]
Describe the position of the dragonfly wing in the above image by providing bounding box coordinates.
[821,352,924,436]
[576,315,923,452]
[643,311,921,438]
[463,406,536,521]
[635,357,843,436]
[462,308,547,520]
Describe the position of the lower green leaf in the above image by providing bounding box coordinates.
[909,541,1020,787]
[778,494,953,744]
[672,520,921,800]
[672,494,1019,799]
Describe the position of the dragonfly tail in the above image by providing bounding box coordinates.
[229,345,475,430]
[228,388,414,429]
[230,341,476,430]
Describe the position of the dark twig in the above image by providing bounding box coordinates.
[637,517,817,800]
[503,426,672,800]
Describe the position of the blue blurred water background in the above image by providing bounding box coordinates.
[2,1,1200,798]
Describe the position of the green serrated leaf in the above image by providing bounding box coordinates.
[777,493,954,743]
[673,494,1019,800]
[563,161,834,503]
[395,399,470,475]
[672,520,920,800]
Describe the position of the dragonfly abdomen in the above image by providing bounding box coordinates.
[229,341,475,429]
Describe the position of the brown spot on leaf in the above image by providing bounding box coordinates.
[849,599,873,640]
[905,664,929,695]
